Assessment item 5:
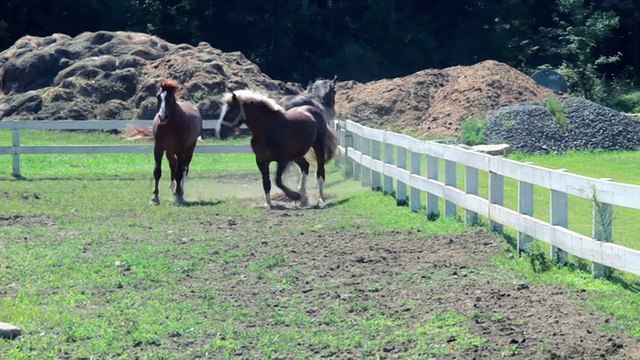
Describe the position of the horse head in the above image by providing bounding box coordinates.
[216,92,246,139]
[321,76,337,124]
[217,90,284,140]
[156,79,180,124]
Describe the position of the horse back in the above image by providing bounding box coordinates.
[280,95,323,112]
[285,105,327,137]
[178,101,203,143]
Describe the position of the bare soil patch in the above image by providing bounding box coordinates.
[178,195,640,359]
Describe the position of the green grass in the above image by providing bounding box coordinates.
[361,145,640,252]
[3,131,640,358]
[0,172,473,359]
[0,130,256,178]
[505,150,640,250]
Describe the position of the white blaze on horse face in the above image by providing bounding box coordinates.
[158,90,168,123]
[216,103,228,139]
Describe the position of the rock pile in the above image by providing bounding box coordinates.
[484,97,640,154]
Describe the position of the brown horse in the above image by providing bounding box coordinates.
[216,89,338,207]
[279,76,337,127]
[123,79,202,205]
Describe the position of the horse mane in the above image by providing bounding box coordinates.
[305,77,336,99]
[222,89,284,113]
[159,79,180,91]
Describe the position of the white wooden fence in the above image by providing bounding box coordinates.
[3,119,640,279]
[336,119,640,279]
[0,120,252,177]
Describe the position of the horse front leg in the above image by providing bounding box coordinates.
[256,160,272,208]
[275,160,301,203]
[151,147,163,205]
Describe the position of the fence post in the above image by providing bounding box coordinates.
[464,165,478,225]
[353,133,361,181]
[383,137,393,195]
[360,137,371,187]
[426,155,439,219]
[410,151,421,212]
[517,189,534,255]
[371,139,381,191]
[396,146,407,206]
[517,163,534,255]
[444,159,456,218]
[489,170,504,234]
[12,128,21,177]
[343,126,353,178]
[550,168,568,265]
[592,178,613,279]
[335,120,345,169]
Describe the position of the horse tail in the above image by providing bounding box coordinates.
[304,125,339,165]
[121,125,153,141]
[324,125,338,162]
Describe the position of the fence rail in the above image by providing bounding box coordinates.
[5,119,640,279]
[0,120,252,176]
[336,119,640,279]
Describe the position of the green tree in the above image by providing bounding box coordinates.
[539,0,620,100]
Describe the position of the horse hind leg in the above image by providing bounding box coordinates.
[293,157,310,206]
[165,152,183,204]
[275,160,302,204]
[180,144,197,196]
[167,153,178,192]
[173,157,188,205]
[257,160,273,208]
[313,144,327,205]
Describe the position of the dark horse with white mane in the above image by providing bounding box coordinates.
[217,89,338,207]
[279,76,337,127]
[123,80,202,205]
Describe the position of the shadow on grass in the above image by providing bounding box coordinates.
[179,199,226,207]
[6,175,143,182]
[265,196,352,211]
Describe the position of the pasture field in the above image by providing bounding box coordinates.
[2,131,640,359]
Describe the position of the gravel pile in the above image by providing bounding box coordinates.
[484,97,640,154]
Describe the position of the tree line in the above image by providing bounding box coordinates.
[1,0,638,103]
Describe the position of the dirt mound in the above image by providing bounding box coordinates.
[0,31,302,121]
[0,31,558,139]
[336,60,559,138]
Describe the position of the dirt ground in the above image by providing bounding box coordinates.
[181,172,640,359]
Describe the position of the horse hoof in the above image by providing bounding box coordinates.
[174,196,184,205]
[288,192,302,202]
[299,196,309,207]
[150,198,160,205]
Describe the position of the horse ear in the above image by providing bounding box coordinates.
[332,75,337,84]
[232,92,238,102]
